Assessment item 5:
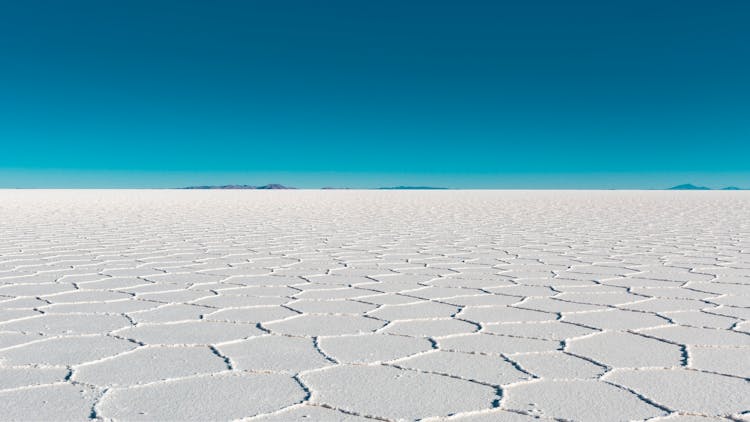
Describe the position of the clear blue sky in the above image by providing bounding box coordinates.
[2,1,749,188]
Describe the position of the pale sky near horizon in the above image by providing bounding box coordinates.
[2,1,749,188]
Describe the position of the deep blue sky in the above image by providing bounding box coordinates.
[2,1,749,188]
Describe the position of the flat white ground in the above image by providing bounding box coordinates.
[0,190,748,421]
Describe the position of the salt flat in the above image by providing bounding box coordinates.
[0,190,748,421]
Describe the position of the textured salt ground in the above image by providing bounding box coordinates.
[0,190,749,422]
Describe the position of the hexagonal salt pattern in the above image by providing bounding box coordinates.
[0,189,749,421]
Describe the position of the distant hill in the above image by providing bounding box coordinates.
[182,184,294,190]
[257,184,294,189]
[667,184,745,190]
[668,184,711,190]
[377,186,448,190]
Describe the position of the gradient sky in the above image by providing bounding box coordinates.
[2,1,749,188]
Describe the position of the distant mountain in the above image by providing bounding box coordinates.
[182,184,295,190]
[667,184,711,190]
[256,184,294,190]
[666,184,745,190]
[377,186,448,190]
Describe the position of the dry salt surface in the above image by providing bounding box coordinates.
[0,189,749,422]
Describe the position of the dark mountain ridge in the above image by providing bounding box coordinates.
[668,184,744,190]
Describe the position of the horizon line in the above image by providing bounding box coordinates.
[1,187,747,191]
